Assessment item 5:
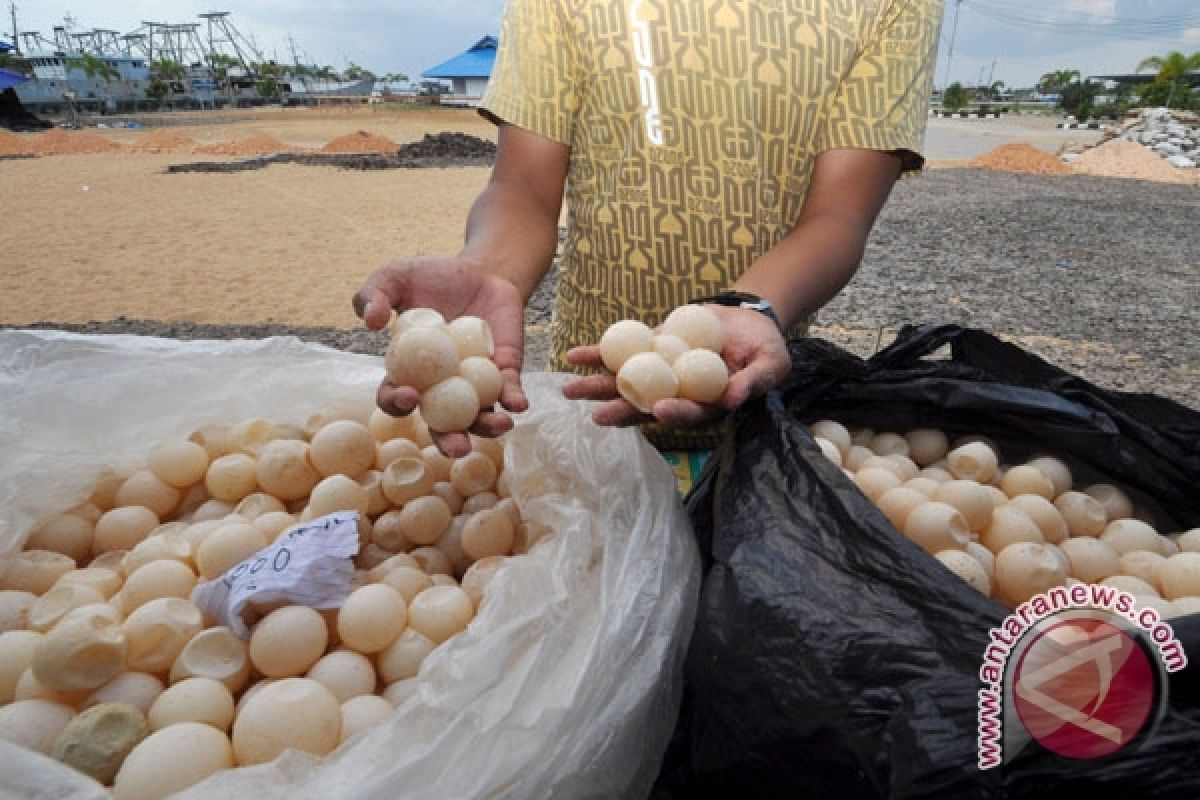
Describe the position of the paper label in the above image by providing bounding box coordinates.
[190,511,361,637]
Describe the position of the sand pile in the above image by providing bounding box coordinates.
[194,131,295,156]
[1070,139,1197,185]
[0,129,33,155]
[130,128,198,154]
[320,130,398,153]
[29,128,124,155]
[966,143,1074,175]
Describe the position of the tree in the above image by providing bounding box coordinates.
[984,80,1006,101]
[0,52,32,75]
[943,81,969,111]
[252,60,284,78]
[381,72,409,85]
[146,78,171,107]
[1137,50,1200,83]
[206,53,240,83]
[66,53,119,83]
[151,58,186,82]
[256,75,280,99]
[1059,79,1102,120]
[1136,50,1200,108]
[1036,69,1080,95]
[343,61,375,81]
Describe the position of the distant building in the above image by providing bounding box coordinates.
[1089,71,1200,88]
[421,35,496,104]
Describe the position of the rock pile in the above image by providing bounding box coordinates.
[1093,107,1199,169]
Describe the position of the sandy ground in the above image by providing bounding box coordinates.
[1,106,1196,411]
[0,108,1119,328]
[1,108,495,327]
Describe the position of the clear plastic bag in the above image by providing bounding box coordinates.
[0,330,700,799]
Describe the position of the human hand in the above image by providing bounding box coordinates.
[561,305,791,428]
[353,256,529,457]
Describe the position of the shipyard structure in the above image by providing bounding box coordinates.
[5,11,374,113]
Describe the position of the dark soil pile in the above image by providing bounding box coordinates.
[395,132,496,159]
[165,132,497,173]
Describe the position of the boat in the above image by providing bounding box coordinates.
[10,11,373,113]
[280,76,375,105]
[14,26,152,113]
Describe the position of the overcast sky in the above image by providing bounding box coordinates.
[10,1,1200,88]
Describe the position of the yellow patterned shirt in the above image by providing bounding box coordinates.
[481,0,941,446]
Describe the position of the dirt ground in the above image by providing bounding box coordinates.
[1,105,1197,409]
[0,108,495,328]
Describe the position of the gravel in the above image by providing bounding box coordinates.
[6,168,1197,410]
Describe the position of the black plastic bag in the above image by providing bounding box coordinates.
[659,324,1200,799]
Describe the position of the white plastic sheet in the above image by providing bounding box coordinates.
[0,330,699,799]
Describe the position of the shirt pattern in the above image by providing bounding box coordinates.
[482,0,941,447]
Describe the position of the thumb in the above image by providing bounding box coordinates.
[353,269,412,331]
[356,288,395,331]
[721,354,789,411]
[494,347,529,414]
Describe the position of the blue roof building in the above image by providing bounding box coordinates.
[421,35,496,104]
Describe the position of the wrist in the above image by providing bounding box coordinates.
[691,291,784,333]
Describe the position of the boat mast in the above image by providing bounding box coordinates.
[8,1,19,55]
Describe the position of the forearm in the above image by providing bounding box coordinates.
[732,207,873,330]
[733,148,902,329]
[459,179,560,301]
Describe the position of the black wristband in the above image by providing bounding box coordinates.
[691,291,783,332]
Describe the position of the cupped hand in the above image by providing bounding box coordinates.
[353,256,528,457]
[561,305,791,428]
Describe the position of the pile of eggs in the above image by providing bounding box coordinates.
[599,305,730,413]
[810,420,1200,615]
[385,309,505,433]
[0,405,546,799]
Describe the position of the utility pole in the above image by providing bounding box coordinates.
[941,0,963,92]
[987,56,997,89]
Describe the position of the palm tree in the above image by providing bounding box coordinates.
[1137,50,1200,82]
[66,53,120,83]
[0,52,31,75]
[205,53,240,84]
[1136,50,1200,108]
[151,57,186,82]
[343,61,375,81]
[1036,69,1080,95]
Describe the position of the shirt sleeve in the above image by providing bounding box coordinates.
[479,0,583,146]
[816,0,943,172]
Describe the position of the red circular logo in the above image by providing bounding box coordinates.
[1012,617,1156,760]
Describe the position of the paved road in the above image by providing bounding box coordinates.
[922,113,1105,161]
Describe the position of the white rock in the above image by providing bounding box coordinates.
[1166,154,1196,169]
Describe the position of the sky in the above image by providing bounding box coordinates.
[9,0,1200,89]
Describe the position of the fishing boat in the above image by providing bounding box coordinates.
[9,11,372,113]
